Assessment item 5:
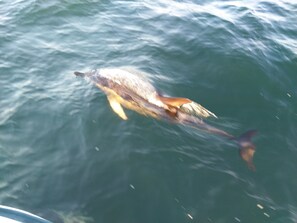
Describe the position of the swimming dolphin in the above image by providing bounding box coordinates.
[74,67,257,170]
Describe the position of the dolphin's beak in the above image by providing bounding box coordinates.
[74,71,85,77]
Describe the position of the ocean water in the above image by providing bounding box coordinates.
[0,0,297,222]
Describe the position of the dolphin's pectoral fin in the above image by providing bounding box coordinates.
[158,96,217,119]
[107,95,128,120]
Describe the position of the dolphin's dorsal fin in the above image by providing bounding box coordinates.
[107,95,128,120]
[157,96,217,119]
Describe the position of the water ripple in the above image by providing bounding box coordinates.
[1,0,297,222]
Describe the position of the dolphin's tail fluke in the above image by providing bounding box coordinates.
[235,130,257,171]
[74,71,85,77]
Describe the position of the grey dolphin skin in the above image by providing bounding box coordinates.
[74,68,257,170]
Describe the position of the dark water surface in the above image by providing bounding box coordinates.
[1,0,297,222]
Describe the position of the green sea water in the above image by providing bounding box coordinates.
[0,0,297,222]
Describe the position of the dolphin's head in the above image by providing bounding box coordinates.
[74,69,102,84]
[74,69,111,90]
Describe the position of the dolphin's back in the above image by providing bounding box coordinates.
[96,68,163,107]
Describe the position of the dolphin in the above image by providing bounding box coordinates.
[74,67,257,170]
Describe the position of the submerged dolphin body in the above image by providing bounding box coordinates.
[74,68,257,170]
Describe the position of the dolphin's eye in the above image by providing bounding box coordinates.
[99,77,109,87]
